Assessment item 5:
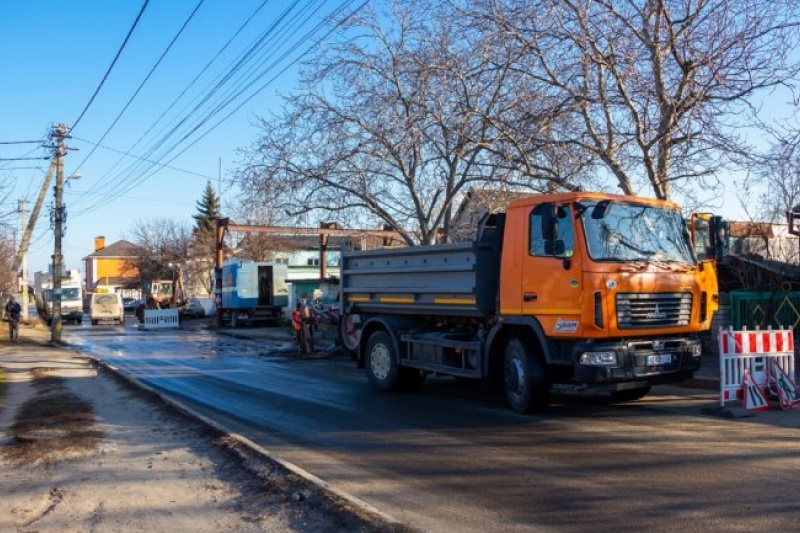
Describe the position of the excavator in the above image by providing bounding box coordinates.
[136,264,190,322]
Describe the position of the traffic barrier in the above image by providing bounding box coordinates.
[142,309,180,330]
[770,360,800,410]
[718,326,795,410]
[743,370,770,412]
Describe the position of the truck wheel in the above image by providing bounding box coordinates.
[503,338,548,413]
[365,330,400,392]
[339,313,362,355]
[91,319,98,326]
[609,386,651,403]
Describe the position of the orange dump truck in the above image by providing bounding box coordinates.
[339,192,723,413]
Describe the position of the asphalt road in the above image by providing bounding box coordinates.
[66,320,800,533]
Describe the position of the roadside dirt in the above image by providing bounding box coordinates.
[0,324,414,533]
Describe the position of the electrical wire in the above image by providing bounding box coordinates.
[71,136,215,180]
[95,0,273,184]
[71,0,207,176]
[71,0,151,132]
[74,0,312,207]
[74,0,359,214]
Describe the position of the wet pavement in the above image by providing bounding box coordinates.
[9,317,799,391]
[7,320,800,533]
[216,323,735,387]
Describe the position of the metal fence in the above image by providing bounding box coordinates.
[728,290,800,334]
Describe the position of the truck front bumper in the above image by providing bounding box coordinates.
[570,336,702,387]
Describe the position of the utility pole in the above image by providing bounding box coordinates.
[19,198,28,321]
[12,159,55,273]
[51,123,68,343]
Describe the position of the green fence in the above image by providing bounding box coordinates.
[728,290,800,334]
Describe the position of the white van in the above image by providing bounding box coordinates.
[90,292,124,325]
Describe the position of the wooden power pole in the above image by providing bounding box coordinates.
[51,123,68,343]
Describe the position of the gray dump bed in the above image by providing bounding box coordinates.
[340,218,503,317]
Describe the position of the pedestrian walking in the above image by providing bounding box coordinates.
[5,295,21,342]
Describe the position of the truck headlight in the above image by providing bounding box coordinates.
[580,351,618,367]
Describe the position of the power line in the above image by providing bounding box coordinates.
[0,156,49,161]
[65,189,197,206]
[75,0,310,206]
[0,140,42,145]
[75,0,358,214]
[72,0,206,176]
[70,0,152,131]
[97,0,273,183]
[71,136,216,180]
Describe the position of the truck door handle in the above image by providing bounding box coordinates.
[523,293,537,302]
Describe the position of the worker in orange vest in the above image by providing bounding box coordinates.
[291,302,304,351]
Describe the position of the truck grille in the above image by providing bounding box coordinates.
[616,293,692,329]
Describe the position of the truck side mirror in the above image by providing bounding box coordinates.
[711,215,728,262]
[541,203,559,241]
[591,200,612,220]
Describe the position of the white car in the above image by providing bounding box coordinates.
[90,293,124,325]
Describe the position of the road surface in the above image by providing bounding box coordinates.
[66,320,800,533]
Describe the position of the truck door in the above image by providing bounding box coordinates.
[257,265,273,306]
[521,203,583,337]
[690,213,724,322]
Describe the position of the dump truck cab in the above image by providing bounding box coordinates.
[498,192,719,401]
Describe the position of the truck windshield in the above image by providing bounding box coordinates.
[580,201,694,264]
[62,288,80,300]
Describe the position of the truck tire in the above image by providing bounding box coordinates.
[339,313,362,356]
[365,330,401,392]
[503,338,548,413]
[609,386,651,403]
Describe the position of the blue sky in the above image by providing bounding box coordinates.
[1,1,794,277]
[0,1,353,274]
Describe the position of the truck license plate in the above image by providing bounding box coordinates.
[646,354,672,366]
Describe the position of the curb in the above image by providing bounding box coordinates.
[79,349,406,529]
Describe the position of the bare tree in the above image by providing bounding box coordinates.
[124,218,192,296]
[0,227,15,297]
[237,0,589,245]
[0,176,17,297]
[754,125,800,222]
[475,0,800,201]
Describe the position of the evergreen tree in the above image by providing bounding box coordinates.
[193,182,220,233]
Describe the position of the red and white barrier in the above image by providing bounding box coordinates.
[718,327,795,409]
